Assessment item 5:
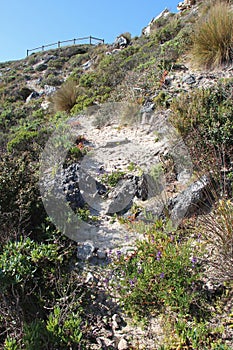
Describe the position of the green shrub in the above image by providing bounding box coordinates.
[100,170,125,187]
[191,2,233,68]
[0,237,62,286]
[7,130,38,153]
[22,319,50,350]
[170,82,233,148]
[0,152,47,240]
[155,18,182,44]
[46,306,82,346]
[20,309,83,349]
[111,219,203,320]
[3,337,18,350]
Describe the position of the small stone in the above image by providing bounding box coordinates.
[26,91,40,103]
[182,74,196,85]
[44,85,56,95]
[118,338,128,350]
[85,272,94,283]
[77,242,95,261]
[112,313,121,324]
[98,337,115,347]
[112,313,121,330]
[97,250,107,259]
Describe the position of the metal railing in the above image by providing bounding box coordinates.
[27,35,104,56]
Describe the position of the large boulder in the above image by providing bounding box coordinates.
[168,175,213,224]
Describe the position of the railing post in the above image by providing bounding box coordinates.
[90,36,92,45]
[27,49,29,56]
[58,41,60,48]
[42,45,44,51]
[74,38,76,45]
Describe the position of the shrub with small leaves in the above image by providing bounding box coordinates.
[111,219,204,320]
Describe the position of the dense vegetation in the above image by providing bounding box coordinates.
[0,1,233,348]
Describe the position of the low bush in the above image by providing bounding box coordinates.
[170,81,233,149]
[111,219,204,320]
[0,235,85,348]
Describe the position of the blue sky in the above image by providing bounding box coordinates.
[0,1,178,63]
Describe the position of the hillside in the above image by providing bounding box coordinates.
[0,1,233,349]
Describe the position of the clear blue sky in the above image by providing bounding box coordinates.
[0,1,178,63]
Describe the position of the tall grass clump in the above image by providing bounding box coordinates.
[192,1,233,68]
[52,80,78,113]
[198,198,233,282]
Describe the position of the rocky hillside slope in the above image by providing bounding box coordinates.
[0,1,233,349]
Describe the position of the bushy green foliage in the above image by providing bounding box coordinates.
[46,306,83,346]
[155,18,182,44]
[191,2,233,68]
[7,129,39,153]
[111,219,203,320]
[170,81,233,148]
[0,152,47,241]
[100,170,125,187]
[0,237,62,286]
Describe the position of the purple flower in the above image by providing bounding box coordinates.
[116,250,121,258]
[129,277,137,287]
[137,267,143,274]
[191,256,197,268]
[156,251,162,260]
[159,272,165,279]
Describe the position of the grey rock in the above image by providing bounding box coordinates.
[140,103,155,114]
[26,91,40,103]
[85,272,94,283]
[77,242,95,260]
[102,138,130,148]
[43,55,57,64]
[182,74,196,85]
[112,313,121,329]
[97,250,107,259]
[82,60,93,70]
[41,101,51,110]
[44,85,56,95]
[98,337,115,347]
[107,180,136,214]
[112,49,121,54]
[115,35,129,48]
[168,175,212,224]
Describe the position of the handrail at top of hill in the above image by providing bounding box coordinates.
[26,35,104,56]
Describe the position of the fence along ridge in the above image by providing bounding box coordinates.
[27,35,104,56]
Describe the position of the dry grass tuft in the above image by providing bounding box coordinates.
[199,198,233,282]
[191,1,233,68]
[52,80,78,113]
